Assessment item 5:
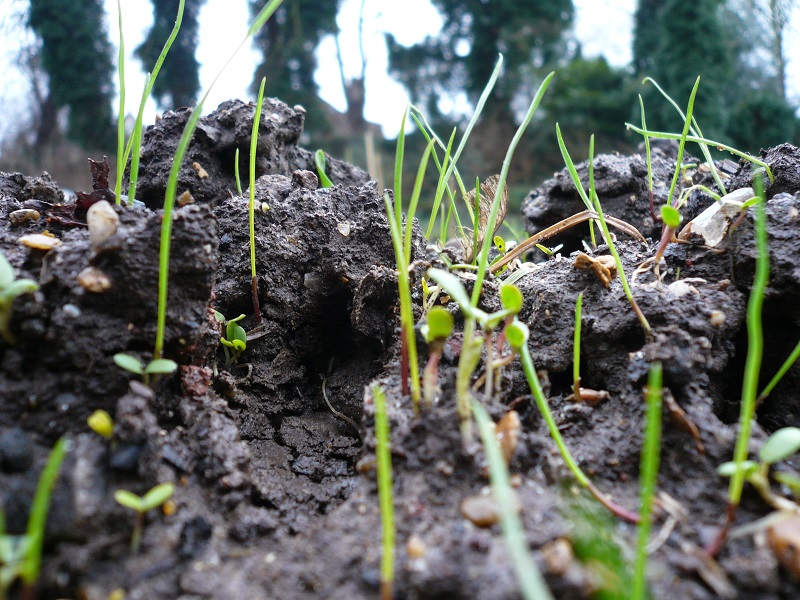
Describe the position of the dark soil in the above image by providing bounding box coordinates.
[1,97,800,599]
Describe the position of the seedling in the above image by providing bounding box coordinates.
[572,292,583,401]
[248,77,266,324]
[757,337,800,407]
[370,383,395,600]
[315,150,333,188]
[421,306,453,406]
[213,311,247,366]
[114,482,175,554]
[717,427,800,513]
[0,250,39,345]
[0,438,69,599]
[472,399,554,600]
[113,353,178,386]
[234,148,243,196]
[87,409,114,440]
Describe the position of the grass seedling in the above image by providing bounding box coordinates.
[632,361,663,600]
[315,150,333,188]
[113,0,126,204]
[114,483,175,554]
[87,409,114,440]
[556,123,597,248]
[113,352,178,386]
[123,0,185,205]
[573,292,583,401]
[757,338,800,406]
[249,77,267,324]
[153,0,283,361]
[707,174,769,556]
[234,148,242,196]
[19,437,69,598]
[213,311,247,366]
[718,427,800,512]
[370,383,395,600]
[472,399,554,600]
[0,250,39,345]
[421,306,453,407]
[384,108,435,411]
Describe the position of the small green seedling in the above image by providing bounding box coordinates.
[213,311,247,366]
[113,353,178,386]
[87,409,114,440]
[421,306,454,406]
[718,427,800,512]
[114,482,175,554]
[0,251,39,345]
[0,523,29,600]
[315,150,333,188]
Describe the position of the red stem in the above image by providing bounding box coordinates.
[704,502,738,557]
[251,275,262,323]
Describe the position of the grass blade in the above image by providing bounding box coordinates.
[114,0,126,205]
[371,383,395,600]
[249,77,267,323]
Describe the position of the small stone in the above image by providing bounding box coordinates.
[461,493,499,527]
[291,169,318,190]
[541,538,575,575]
[18,233,60,250]
[9,209,40,226]
[177,190,195,206]
[337,222,351,236]
[77,266,112,292]
[496,410,521,464]
[406,533,426,559]
[709,310,726,327]
[0,427,33,472]
[192,162,209,179]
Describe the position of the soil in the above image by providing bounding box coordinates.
[1,96,800,599]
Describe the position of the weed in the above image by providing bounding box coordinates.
[0,251,39,345]
[758,338,800,406]
[113,0,126,205]
[114,482,176,554]
[707,173,769,555]
[718,427,800,509]
[234,148,243,196]
[87,410,114,440]
[572,292,583,401]
[113,352,178,386]
[315,150,333,188]
[0,437,69,600]
[472,399,554,600]
[421,306,453,407]
[249,77,267,324]
[212,311,247,366]
[632,361,663,600]
[153,0,284,361]
[370,383,395,600]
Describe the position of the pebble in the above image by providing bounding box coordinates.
[18,233,60,250]
[87,200,119,248]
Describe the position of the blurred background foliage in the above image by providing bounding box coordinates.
[0,0,797,215]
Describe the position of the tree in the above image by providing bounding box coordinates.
[386,0,574,123]
[136,0,206,110]
[635,0,733,137]
[248,0,339,135]
[632,0,664,75]
[27,0,116,151]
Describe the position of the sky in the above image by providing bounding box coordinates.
[0,0,798,144]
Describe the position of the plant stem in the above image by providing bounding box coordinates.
[249,77,266,323]
[371,384,395,600]
[573,292,583,401]
[632,361,663,600]
[131,511,144,555]
[758,337,800,406]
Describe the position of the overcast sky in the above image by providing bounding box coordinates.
[0,0,797,143]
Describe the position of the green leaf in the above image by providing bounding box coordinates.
[220,338,235,348]
[2,279,38,301]
[114,490,143,512]
[500,284,523,314]
[144,359,178,375]
[717,460,758,478]
[0,253,14,289]
[87,410,114,439]
[227,322,247,345]
[493,235,506,254]
[212,310,226,323]
[759,427,800,465]
[505,320,529,351]
[231,339,246,352]
[427,268,486,323]
[661,205,682,229]
[773,471,800,496]
[425,306,454,342]
[114,353,144,375]
[315,149,333,188]
[228,314,246,324]
[141,482,175,511]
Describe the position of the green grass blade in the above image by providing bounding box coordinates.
[403,139,435,264]
[555,123,592,211]
[393,108,407,229]
[470,72,555,307]
[114,0,126,205]
[21,437,69,586]
[665,77,700,209]
[632,361,663,600]
[573,292,583,397]
[154,0,284,360]
[758,338,800,403]
[472,399,554,600]
[250,77,267,280]
[234,147,242,195]
[728,175,769,506]
[639,95,653,194]
[371,383,395,600]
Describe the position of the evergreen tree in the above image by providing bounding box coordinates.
[248,0,339,135]
[27,0,116,151]
[386,0,574,122]
[632,0,665,74]
[136,0,206,110]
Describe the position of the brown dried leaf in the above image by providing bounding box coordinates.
[462,174,508,262]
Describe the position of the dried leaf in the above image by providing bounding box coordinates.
[462,174,508,262]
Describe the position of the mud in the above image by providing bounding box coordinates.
[1,96,800,599]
